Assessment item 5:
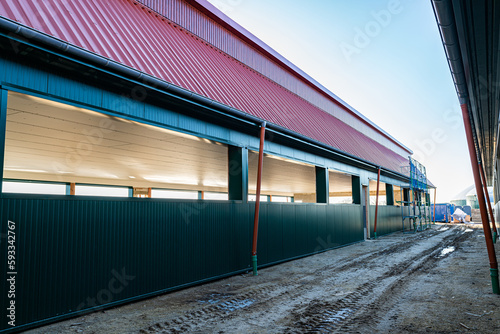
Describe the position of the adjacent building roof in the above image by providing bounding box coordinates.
[0,0,412,174]
[432,0,500,184]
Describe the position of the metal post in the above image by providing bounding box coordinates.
[373,167,381,239]
[252,122,266,276]
[461,103,499,294]
[228,146,249,202]
[386,184,394,206]
[315,166,329,204]
[479,161,498,243]
[352,175,361,205]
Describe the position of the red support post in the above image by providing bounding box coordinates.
[252,122,266,275]
[461,103,499,294]
[479,161,498,242]
[373,167,381,239]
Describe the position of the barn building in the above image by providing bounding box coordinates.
[0,0,432,331]
[432,0,500,294]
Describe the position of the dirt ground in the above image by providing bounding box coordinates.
[26,223,500,334]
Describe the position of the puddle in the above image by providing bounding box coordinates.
[324,308,352,324]
[438,227,449,232]
[217,299,254,311]
[438,246,456,257]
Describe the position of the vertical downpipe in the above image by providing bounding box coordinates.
[479,161,498,243]
[252,122,266,276]
[461,103,499,294]
[373,167,381,239]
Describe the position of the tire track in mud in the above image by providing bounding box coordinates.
[138,226,454,334]
[284,226,472,333]
[342,227,474,333]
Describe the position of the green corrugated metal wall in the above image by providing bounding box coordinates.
[0,196,363,332]
[369,205,402,236]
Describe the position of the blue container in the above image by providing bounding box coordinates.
[432,203,451,222]
[449,204,456,217]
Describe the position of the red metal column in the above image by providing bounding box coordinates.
[461,103,499,294]
[252,122,266,276]
[373,167,381,239]
[479,161,498,242]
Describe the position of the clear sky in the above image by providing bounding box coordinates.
[207,0,472,202]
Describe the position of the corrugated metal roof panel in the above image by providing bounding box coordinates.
[0,0,410,174]
[137,0,412,156]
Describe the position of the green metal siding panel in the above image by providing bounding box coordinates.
[229,131,256,148]
[205,123,231,140]
[265,204,284,264]
[345,205,356,243]
[317,205,327,250]
[307,205,318,253]
[233,203,252,270]
[292,149,307,162]
[370,205,401,236]
[294,205,309,256]
[264,140,281,154]
[326,205,338,248]
[178,114,207,135]
[343,206,352,242]
[315,156,327,166]
[279,145,295,158]
[47,75,103,107]
[352,206,362,242]
[256,204,268,265]
[143,103,179,126]
[0,58,48,93]
[0,197,364,332]
[282,205,297,259]
[101,93,145,118]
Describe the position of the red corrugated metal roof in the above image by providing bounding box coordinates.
[0,0,410,174]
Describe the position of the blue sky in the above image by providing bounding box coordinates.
[207,0,471,202]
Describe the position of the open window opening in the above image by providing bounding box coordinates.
[329,170,353,204]
[3,91,231,198]
[369,179,387,205]
[248,151,315,203]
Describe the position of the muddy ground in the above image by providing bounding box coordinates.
[27,223,500,333]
